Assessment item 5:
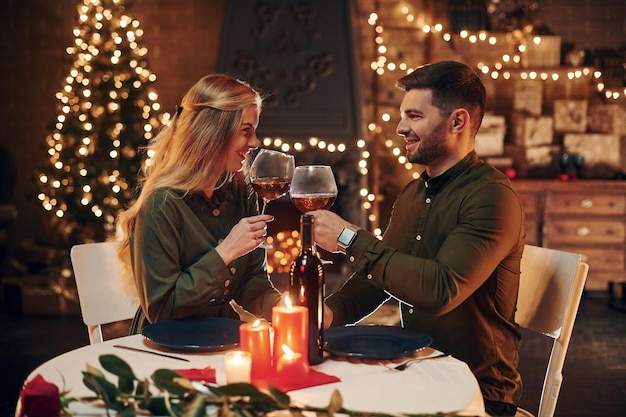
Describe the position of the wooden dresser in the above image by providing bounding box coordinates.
[512,180,626,291]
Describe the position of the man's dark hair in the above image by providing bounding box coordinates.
[396,61,486,137]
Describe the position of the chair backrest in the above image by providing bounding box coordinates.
[70,241,138,344]
[515,244,589,417]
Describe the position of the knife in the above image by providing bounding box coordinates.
[113,344,190,362]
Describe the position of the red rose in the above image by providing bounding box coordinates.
[18,374,61,417]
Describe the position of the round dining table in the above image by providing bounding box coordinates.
[18,334,486,416]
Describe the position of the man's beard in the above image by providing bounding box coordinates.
[407,119,448,165]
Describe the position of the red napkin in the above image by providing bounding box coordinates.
[264,368,340,392]
[173,367,217,383]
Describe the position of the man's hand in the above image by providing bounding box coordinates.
[308,210,354,253]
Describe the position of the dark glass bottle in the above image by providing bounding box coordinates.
[289,214,325,365]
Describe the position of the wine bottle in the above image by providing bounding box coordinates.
[289,214,325,365]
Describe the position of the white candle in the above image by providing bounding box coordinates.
[224,350,252,384]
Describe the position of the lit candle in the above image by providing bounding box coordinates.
[239,319,272,380]
[272,295,308,371]
[276,344,309,379]
[224,350,252,384]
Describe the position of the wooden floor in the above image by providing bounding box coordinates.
[1,293,624,417]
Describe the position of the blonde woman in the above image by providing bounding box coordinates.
[117,74,280,333]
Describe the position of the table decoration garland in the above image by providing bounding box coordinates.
[18,354,473,417]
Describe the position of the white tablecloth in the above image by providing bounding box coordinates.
[20,334,485,416]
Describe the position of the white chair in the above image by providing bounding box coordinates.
[515,244,589,417]
[70,241,138,344]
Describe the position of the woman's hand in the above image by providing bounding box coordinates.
[215,214,273,264]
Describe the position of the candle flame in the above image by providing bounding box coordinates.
[281,344,295,356]
[284,293,293,310]
[252,319,261,328]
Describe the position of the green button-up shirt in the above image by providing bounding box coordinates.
[327,151,524,405]
[130,175,280,333]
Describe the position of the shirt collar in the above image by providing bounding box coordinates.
[421,151,478,190]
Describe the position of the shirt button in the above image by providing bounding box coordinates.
[229,267,236,275]
[224,279,231,287]
[349,256,355,262]
[367,273,373,280]
[416,235,422,241]
[425,198,431,204]
[212,208,220,216]
[408,308,414,314]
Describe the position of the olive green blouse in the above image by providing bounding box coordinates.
[327,151,525,405]
[129,175,281,333]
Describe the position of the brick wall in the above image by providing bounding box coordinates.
[535,0,626,52]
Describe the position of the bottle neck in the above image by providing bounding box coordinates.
[300,215,315,253]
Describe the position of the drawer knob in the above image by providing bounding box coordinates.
[580,199,594,209]
[577,226,591,236]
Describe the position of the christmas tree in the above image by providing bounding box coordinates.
[37,0,165,237]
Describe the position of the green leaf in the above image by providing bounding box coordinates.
[85,363,105,379]
[268,386,291,408]
[100,354,137,381]
[82,372,124,410]
[327,389,343,416]
[142,396,171,415]
[214,383,278,412]
[118,404,137,417]
[181,393,206,417]
[152,368,188,397]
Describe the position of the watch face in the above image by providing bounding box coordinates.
[338,227,357,247]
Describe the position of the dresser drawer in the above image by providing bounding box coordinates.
[545,219,625,245]
[547,192,626,215]
[518,192,539,216]
[549,246,625,271]
[524,217,539,246]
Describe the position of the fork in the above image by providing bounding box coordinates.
[381,352,451,371]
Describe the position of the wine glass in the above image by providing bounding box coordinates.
[249,149,295,214]
[290,165,338,213]
[290,165,338,263]
[249,149,295,249]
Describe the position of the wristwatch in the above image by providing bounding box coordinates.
[337,227,358,250]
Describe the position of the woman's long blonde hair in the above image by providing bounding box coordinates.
[116,74,262,288]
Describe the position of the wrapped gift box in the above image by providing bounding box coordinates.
[504,144,559,178]
[588,105,626,135]
[563,133,626,177]
[451,32,519,68]
[475,114,506,156]
[513,81,543,116]
[523,35,561,67]
[511,113,554,147]
[554,100,588,132]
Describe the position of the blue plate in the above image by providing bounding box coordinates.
[141,317,243,352]
[324,325,432,360]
